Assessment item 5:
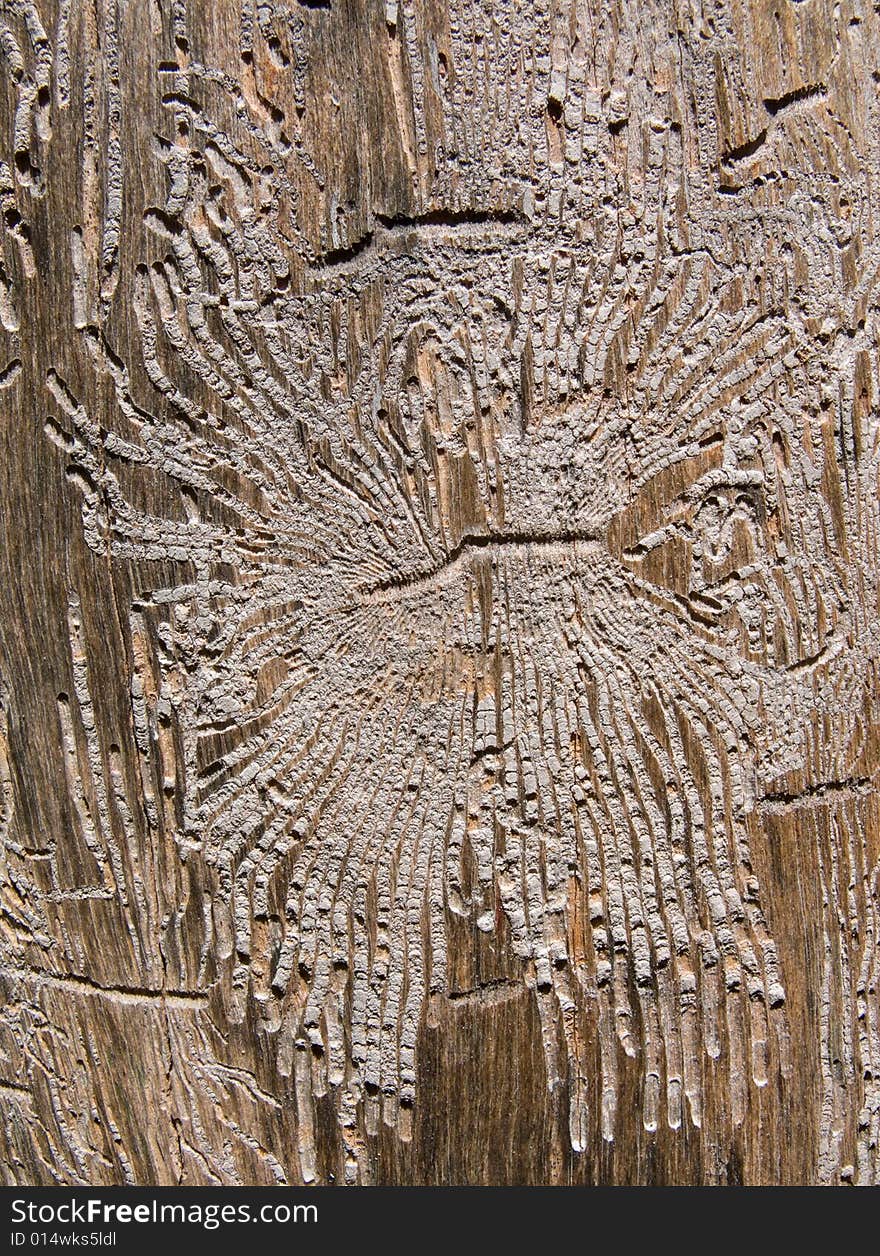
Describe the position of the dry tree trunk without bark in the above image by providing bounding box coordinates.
[0,0,878,1186]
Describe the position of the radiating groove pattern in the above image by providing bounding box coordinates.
[1,0,878,1185]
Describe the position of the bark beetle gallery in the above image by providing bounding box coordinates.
[0,0,877,1186]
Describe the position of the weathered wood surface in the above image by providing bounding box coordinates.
[0,0,878,1186]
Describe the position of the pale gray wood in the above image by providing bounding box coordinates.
[0,0,877,1185]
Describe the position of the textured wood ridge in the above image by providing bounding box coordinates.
[0,0,878,1186]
